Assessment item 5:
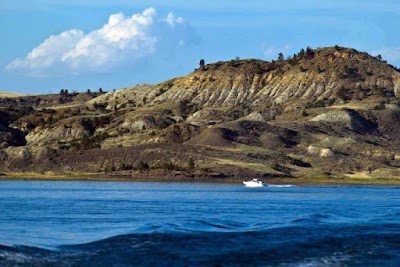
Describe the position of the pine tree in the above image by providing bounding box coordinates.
[199,59,205,70]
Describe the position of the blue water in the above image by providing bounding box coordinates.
[0,181,399,266]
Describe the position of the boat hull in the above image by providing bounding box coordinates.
[243,181,264,187]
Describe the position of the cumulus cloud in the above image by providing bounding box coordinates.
[164,12,184,28]
[6,30,84,71]
[6,8,191,75]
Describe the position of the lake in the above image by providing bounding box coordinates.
[0,180,399,266]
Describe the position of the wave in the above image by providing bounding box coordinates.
[1,225,400,266]
[290,213,331,224]
[133,219,267,235]
[266,184,297,188]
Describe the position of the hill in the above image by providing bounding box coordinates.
[1,46,400,183]
[0,91,25,98]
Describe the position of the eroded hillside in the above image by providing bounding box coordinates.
[1,46,400,183]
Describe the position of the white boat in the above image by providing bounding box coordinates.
[243,178,264,187]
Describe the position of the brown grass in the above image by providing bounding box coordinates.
[0,92,25,98]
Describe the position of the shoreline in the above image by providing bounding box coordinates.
[1,171,400,186]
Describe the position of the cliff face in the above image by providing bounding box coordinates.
[2,46,400,181]
[164,48,400,108]
[89,47,400,110]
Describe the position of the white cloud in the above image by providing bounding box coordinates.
[6,8,190,75]
[165,12,184,28]
[372,47,400,66]
[6,30,84,71]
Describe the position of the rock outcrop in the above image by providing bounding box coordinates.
[88,47,400,112]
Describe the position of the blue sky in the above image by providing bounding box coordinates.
[1,0,400,94]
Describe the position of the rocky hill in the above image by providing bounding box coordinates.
[1,46,400,183]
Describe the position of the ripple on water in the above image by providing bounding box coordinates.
[1,226,400,266]
[1,181,399,266]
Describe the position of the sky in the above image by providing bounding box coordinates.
[1,0,400,94]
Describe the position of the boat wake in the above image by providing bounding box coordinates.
[267,184,297,188]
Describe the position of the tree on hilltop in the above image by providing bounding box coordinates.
[59,88,69,96]
[199,59,205,70]
[306,46,314,58]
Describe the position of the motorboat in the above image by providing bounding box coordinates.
[243,178,264,187]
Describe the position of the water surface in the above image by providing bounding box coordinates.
[0,181,399,266]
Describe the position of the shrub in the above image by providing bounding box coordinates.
[312,100,325,108]
[188,158,195,170]
[336,86,347,100]
[118,163,133,171]
[270,162,280,171]
[305,46,314,58]
[372,101,385,110]
[136,161,149,171]
[156,162,184,171]
[287,57,296,66]
[79,135,100,150]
